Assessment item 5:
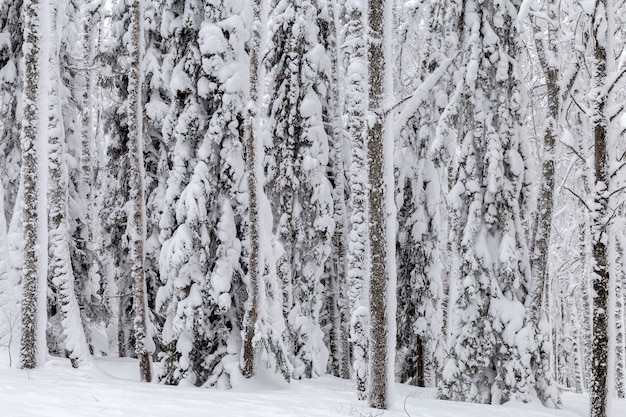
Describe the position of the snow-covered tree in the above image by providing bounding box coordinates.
[394,0,454,388]
[343,0,369,400]
[263,0,335,380]
[241,0,292,381]
[582,0,623,415]
[322,0,351,380]
[438,0,558,406]
[99,0,134,357]
[46,0,93,367]
[155,0,211,385]
[0,0,23,223]
[157,0,250,387]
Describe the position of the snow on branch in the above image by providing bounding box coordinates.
[392,57,455,125]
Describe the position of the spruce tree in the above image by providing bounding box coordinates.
[438,0,556,405]
[263,0,335,380]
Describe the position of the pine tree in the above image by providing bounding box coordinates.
[201,0,250,387]
[71,0,109,357]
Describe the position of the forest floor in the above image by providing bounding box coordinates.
[0,350,623,417]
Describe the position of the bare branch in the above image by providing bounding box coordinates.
[564,186,591,211]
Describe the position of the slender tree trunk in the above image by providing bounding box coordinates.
[589,2,610,414]
[344,0,369,400]
[241,0,265,378]
[127,0,151,383]
[529,7,559,325]
[328,0,350,380]
[615,236,626,397]
[20,0,48,369]
[367,0,392,409]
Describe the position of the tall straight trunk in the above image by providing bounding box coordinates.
[589,2,610,415]
[20,0,48,369]
[367,0,392,409]
[529,7,559,325]
[128,0,151,383]
[344,0,369,400]
[241,0,265,378]
[614,236,625,398]
[327,0,350,380]
[528,6,561,406]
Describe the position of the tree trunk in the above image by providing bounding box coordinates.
[127,0,151,383]
[241,0,265,378]
[367,0,392,409]
[344,0,369,400]
[327,0,350,380]
[20,0,48,370]
[589,2,609,414]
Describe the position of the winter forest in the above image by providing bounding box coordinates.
[0,0,625,416]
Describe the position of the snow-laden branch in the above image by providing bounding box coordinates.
[517,0,534,26]
[392,57,455,128]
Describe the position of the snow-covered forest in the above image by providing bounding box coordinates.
[0,0,625,417]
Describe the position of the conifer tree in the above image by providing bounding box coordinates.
[157,0,249,387]
[438,0,557,406]
[241,0,292,381]
[394,0,454,387]
[99,0,134,357]
[264,0,335,380]
[0,0,23,222]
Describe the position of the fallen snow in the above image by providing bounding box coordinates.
[0,350,623,417]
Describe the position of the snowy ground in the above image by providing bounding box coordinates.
[0,350,623,417]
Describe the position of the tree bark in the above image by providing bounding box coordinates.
[367,0,391,409]
[20,0,47,370]
[128,0,151,383]
[241,0,264,378]
[589,2,609,414]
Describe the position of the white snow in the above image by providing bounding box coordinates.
[0,351,624,417]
